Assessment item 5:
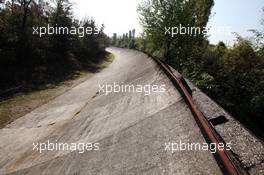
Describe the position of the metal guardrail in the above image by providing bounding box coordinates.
[150,54,247,175]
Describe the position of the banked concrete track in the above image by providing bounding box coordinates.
[0,48,223,175]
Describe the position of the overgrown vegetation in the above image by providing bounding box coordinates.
[0,0,110,93]
[136,0,264,139]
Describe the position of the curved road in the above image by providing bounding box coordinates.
[0,48,222,175]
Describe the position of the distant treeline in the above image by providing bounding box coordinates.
[111,29,136,49]
[0,0,110,91]
[112,0,264,139]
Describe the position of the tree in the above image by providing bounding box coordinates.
[0,0,109,90]
[112,33,117,46]
[138,0,214,65]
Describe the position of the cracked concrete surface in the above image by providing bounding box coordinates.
[0,48,222,175]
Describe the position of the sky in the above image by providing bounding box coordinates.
[73,0,142,37]
[207,0,263,45]
[73,0,263,45]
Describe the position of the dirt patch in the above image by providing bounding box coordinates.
[0,53,114,129]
